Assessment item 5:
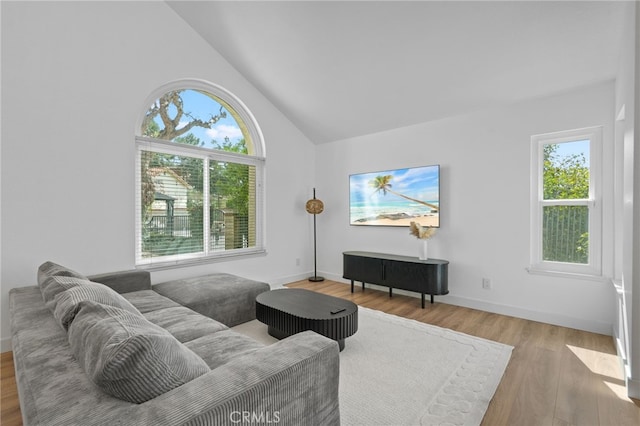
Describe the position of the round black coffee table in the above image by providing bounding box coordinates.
[255,288,358,351]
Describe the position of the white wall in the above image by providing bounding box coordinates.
[613,0,639,400]
[316,82,616,335]
[632,3,640,397]
[0,1,316,350]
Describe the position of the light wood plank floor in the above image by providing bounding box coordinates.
[1,280,638,425]
[1,351,21,426]
[287,280,640,426]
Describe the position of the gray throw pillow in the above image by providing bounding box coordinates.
[40,275,91,312]
[37,261,86,286]
[53,282,140,330]
[68,301,210,403]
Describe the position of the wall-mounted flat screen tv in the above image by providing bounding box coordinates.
[349,164,440,227]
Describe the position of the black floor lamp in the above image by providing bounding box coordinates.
[306,188,324,282]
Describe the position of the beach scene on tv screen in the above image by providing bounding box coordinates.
[350,165,440,227]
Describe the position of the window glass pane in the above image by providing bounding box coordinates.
[142,89,248,152]
[140,151,204,258]
[543,140,590,200]
[210,160,255,251]
[542,205,589,264]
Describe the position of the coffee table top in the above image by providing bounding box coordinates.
[256,288,356,319]
[256,288,358,341]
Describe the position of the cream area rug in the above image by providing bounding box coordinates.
[232,306,513,426]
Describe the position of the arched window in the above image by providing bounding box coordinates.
[135,79,265,268]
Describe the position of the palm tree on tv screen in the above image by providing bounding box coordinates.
[368,175,439,211]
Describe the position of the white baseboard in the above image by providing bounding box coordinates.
[628,376,640,400]
[268,272,314,289]
[321,272,613,336]
[1,336,12,353]
[440,294,612,336]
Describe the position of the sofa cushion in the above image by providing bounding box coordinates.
[153,273,270,327]
[121,289,183,314]
[143,307,228,343]
[184,329,265,369]
[88,270,152,294]
[68,301,210,403]
[53,282,140,330]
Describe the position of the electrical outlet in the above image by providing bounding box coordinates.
[482,278,491,289]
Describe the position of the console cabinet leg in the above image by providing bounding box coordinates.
[389,287,393,298]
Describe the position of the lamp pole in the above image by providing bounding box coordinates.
[306,188,324,282]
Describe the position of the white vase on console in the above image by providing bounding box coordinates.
[418,239,429,260]
[410,221,434,261]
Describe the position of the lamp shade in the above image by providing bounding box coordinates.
[305,198,324,215]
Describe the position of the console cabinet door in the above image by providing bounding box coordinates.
[384,260,448,295]
[343,255,384,285]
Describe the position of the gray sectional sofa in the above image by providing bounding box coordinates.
[9,262,341,425]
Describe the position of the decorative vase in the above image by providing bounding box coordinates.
[418,239,429,260]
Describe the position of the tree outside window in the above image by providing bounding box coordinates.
[542,141,590,264]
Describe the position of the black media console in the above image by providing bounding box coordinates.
[343,251,449,308]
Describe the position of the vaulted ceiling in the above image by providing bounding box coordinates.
[168,1,627,144]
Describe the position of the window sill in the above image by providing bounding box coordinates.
[526,266,607,283]
[136,248,267,271]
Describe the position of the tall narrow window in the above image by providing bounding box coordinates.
[135,80,265,268]
[530,126,602,277]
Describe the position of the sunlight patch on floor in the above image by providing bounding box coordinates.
[566,344,620,377]
[566,344,635,402]
[603,380,634,401]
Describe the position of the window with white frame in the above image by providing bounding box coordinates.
[135,80,265,268]
[530,126,602,277]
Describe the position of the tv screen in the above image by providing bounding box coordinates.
[349,164,440,227]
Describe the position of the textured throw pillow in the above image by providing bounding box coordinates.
[68,301,210,403]
[53,282,140,330]
[37,261,89,311]
[37,261,86,286]
[40,275,91,312]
